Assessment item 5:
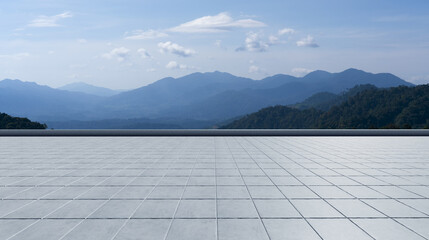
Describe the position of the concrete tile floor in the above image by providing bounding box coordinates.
[0,136,428,239]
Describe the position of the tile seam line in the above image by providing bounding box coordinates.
[109,141,184,240]
[226,137,273,240]
[3,162,110,240]
[247,137,375,240]
[162,146,201,240]
[56,144,179,240]
[257,137,428,239]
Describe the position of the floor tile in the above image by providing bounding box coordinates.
[62,219,125,240]
[175,200,216,218]
[263,219,321,240]
[254,200,301,218]
[133,200,179,218]
[353,219,425,240]
[291,199,343,218]
[218,219,269,240]
[218,200,259,218]
[309,219,372,240]
[363,199,426,217]
[114,219,171,240]
[327,199,385,217]
[10,219,80,240]
[166,219,216,240]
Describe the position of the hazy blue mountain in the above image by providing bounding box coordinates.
[0,69,414,127]
[165,81,318,120]
[0,79,103,121]
[95,71,258,118]
[59,82,121,97]
[253,74,299,89]
[300,68,413,92]
[161,69,412,120]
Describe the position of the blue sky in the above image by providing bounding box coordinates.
[1,0,429,89]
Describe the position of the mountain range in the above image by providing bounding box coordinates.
[0,68,414,128]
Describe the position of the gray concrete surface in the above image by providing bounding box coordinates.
[0,137,428,239]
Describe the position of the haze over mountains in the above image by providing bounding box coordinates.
[59,82,122,97]
[0,68,414,128]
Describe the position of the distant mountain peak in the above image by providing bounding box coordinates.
[59,82,121,97]
[343,68,364,72]
[0,78,49,90]
[1,79,28,84]
[303,70,331,79]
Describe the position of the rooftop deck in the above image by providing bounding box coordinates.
[1,136,428,239]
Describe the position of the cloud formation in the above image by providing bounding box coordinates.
[165,61,191,70]
[170,12,266,33]
[137,48,151,58]
[158,41,196,57]
[278,28,295,35]
[102,47,130,62]
[125,30,168,40]
[292,68,313,76]
[236,32,269,52]
[269,35,280,45]
[28,12,72,27]
[296,35,319,48]
[249,65,260,73]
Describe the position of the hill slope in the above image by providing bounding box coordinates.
[291,84,378,111]
[59,82,121,97]
[223,84,429,129]
[0,79,103,121]
[0,112,47,129]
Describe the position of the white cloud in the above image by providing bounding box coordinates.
[28,12,72,27]
[146,68,156,72]
[102,47,131,62]
[278,28,295,35]
[249,65,260,73]
[236,32,269,52]
[170,12,266,33]
[158,41,196,57]
[137,48,151,58]
[77,38,87,44]
[125,29,168,40]
[292,68,313,76]
[269,35,280,45]
[165,61,191,70]
[296,35,319,48]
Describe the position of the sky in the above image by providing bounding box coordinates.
[1,0,429,89]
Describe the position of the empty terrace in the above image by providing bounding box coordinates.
[0,136,428,240]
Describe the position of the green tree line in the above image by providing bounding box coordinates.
[0,113,47,129]
[223,84,429,129]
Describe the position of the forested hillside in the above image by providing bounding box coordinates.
[0,113,47,129]
[223,85,429,129]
